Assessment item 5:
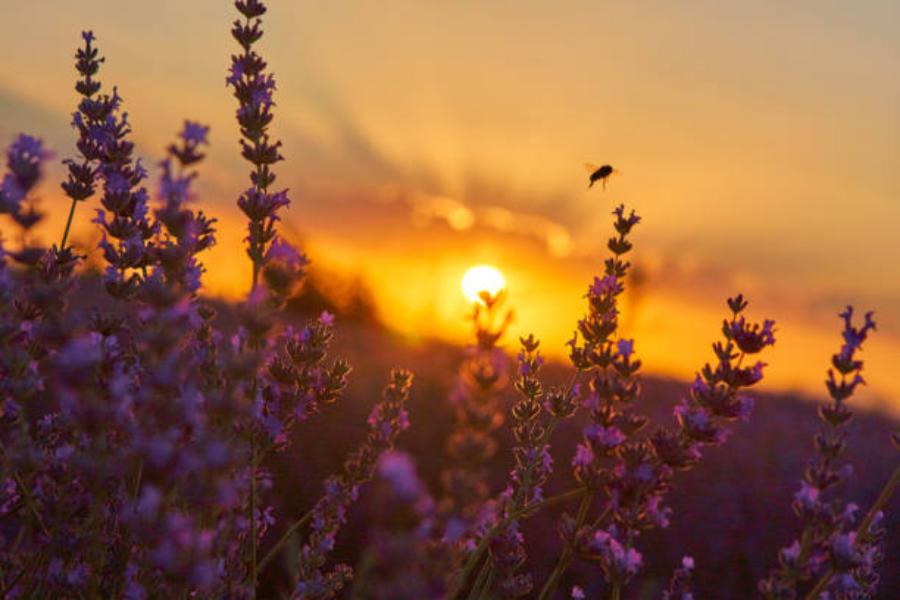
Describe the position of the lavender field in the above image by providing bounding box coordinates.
[1,1,898,598]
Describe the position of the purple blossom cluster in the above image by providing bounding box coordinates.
[293,369,413,599]
[0,3,416,598]
[663,555,696,600]
[1,1,897,599]
[759,307,886,599]
[85,47,157,299]
[356,451,451,599]
[440,292,512,540]
[154,121,216,295]
[228,0,291,292]
[0,134,50,231]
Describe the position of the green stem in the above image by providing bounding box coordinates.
[448,487,587,599]
[251,251,260,292]
[2,551,43,599]
[856,464,900,540]
[348,549,377,600]
[448,536,491,599]
[13,472,49,537]
[537,491,594,600]
[256,507,314,575]
[60,198,78,250]
[517,487,586,519]
[467,561,494,600]
[804,464,900,600]
[609,583,621,600]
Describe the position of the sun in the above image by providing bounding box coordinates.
[461,264,506,304]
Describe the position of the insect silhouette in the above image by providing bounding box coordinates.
[585,163,616,190]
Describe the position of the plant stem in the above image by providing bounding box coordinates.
[517,487,586,518]
[467,560,493,600]
[1,550,43,599]
[60,198,78,249]
[804,464,900,600]
[348,549,377,600]
[13,472,49,537]
[257,507,314,574]
[448,487,587,599]
[609,583,622,600]
[856,464,900,539]
[537,490,594,600]
[251,254,260,292]
[448,535,490,599]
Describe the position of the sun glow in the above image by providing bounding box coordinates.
[461,264,506,304]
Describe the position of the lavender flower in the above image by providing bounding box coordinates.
[59,31,107,250]
[0,134,80,322]
[759,307,882,599]
[259,311,350,449]
[662,556,696,600]
[441,291,511,539]
[355,452,450,599]
[538,205,647,600]
[154,121,216,296]
[484,334,578,598]
[0,134,50,232]
[294,369,413,599]
[228,0,290,290]
[89,70,157,298]
[1,3,897,599]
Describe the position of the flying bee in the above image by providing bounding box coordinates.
[585,163,617,190]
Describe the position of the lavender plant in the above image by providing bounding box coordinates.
[0,1,897,598]
[441,291,512,543]
[228,0,289,292]
[1,2,415,598]
[759,308,897,600]
[355,451,448,599]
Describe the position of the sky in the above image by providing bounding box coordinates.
[0,1,898,412]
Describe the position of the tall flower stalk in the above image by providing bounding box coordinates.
[759,307,888,599]
[441,291,511,541]
[227,0,289,292]
[537,205,644,600]
[294,369,413,599]
[59,31,105,250]
[227,1,293,592]
[483,334,578,598]
[154,121,216,296]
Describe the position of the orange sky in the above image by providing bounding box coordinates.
[1,1,898,414]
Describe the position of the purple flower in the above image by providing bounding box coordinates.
[616,338,634,359]
[295,370,413,597]
[591,529,643,580]
[378,452,422,501]
[759,307,877,597]
[663,555,696,600]
[728,316,776,354]
[572,442,594,467]
[0,134,50,226]
[227,0,290,290]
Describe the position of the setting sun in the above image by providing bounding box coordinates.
[461,264,506,304]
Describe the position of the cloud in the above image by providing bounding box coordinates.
[403,190,572,257]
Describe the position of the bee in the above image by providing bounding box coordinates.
[585,163,617,190]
